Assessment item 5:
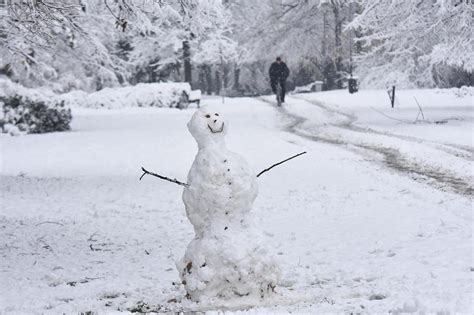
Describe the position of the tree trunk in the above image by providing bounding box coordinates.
[223,63,229,88]
[215,70,221,95]
[220,58,226,103]
[183,40,192,86]
[322,11,327,58]
[204,65,213,95]
[332,3,343,89]
[233,64,240,91]
[198,65,206,93]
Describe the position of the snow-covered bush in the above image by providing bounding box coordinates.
[0,78,73,135]
[0,95,72,135]
[1,76,193,109]
[436,86,474,98]
[451,86,474,98]
[61,82,192,109]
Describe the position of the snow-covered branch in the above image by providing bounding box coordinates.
[351,0,474,88]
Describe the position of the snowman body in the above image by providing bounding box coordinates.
[177,107,280,303]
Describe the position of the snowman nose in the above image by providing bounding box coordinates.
[214,119,217,123]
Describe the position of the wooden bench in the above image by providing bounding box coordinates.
[188,90,201,108]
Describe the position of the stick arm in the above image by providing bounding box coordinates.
[140,167,189,187]
[256,151,307,178]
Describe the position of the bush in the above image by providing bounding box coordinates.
[60,82,192,109]
[0,95,72,134]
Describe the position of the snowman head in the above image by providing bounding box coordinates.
[188,106,228,149]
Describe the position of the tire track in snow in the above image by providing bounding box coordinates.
[259,97,473,197]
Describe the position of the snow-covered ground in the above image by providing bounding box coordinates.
[1,89,472,313]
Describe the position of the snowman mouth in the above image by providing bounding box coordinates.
[208,123,225,134]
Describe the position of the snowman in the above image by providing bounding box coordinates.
[176,106,281,303]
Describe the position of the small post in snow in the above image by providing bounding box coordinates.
[387,85,396,108]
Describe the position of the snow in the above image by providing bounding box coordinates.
[350,0,473,88]
[0,78,192,110]
[189,89,202,101]
[0,77,58,103]
[0,90,472,313]
[291,87,473,146]
[2,124,23,136]
[60,82,192,109]
[275,89,473,195]
[291,81,324,94]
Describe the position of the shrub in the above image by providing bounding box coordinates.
[0,95,72,134]
[59,82,192,109]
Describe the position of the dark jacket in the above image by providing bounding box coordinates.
[269,61,290,81]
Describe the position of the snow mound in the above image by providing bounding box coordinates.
[0,78,193,110]
[0,79,72,135]
[61,82,192,109]
[0,77,57,103]
[435,85,474,98]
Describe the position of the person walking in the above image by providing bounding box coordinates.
[269,57,290,104]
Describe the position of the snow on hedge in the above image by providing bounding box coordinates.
[0,78,193,110]
[0,77,58,103]
[0,78,193,135]
[61,82,192,109]
[435,85,474,98]
[0,78,72,135]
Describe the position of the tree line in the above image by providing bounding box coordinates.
[0,0,472,94]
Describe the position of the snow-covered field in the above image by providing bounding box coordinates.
[1,89,472,313]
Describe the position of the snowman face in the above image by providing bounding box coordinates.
[188,106,227,147]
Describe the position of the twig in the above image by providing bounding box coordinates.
[369,106,413,124]
[35,221,64,227]
[87,232,99,242]
[89,244,100,251]
[104,0,119,20]
[140,167,189,187]
[257,151,307,178]
[413,97,425,121]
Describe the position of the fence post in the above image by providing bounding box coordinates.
[391,85,396,108]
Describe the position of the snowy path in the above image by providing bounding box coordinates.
[269,95,473,196]
[1,94,472,313]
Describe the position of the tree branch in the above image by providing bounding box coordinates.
[140,167,189,187]
[104,0,119,20]
[35,221,64,227]
[257,151,307,178]
[413,96,425,121]
[369,106,413,124]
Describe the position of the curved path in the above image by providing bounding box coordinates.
[261,95,473,196]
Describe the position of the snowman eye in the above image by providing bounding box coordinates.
[215,113,219,116]
[205,114,211,118]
